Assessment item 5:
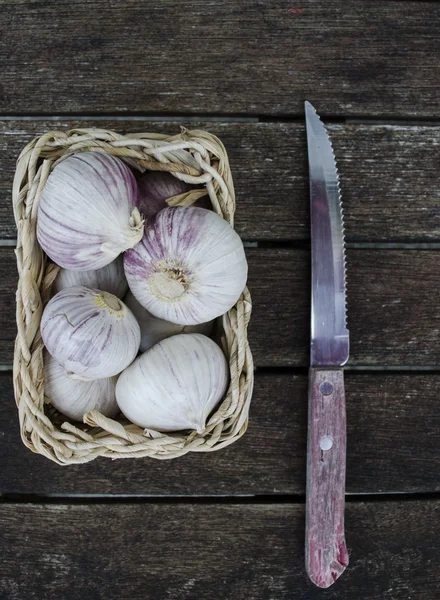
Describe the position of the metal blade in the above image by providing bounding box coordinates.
[305,101,349,367]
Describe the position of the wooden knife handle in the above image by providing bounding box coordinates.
[305,368,349,588]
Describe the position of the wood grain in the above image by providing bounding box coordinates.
[1,120,440,242]
[1,371,439,496]
[249,248,440,367]
[0,501,438,600]
[306,370,348,588]
[2,247,440,366]
[0,2,439,117]
[0,248,18,366]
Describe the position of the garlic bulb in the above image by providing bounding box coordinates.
[52,255,128,298]
[116,333,229,432]
[124,207,248,325]
[138,171,194,219]
[37,152,143,271]
[41,286,141,379]
[44,352,119,421]
[124,290,214,352]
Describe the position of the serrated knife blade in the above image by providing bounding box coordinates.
[306,101,349,367]
[304,102,350,588]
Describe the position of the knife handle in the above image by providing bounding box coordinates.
[305,368,349,588]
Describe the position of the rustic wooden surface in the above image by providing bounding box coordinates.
[1,371,439,496]
[1,501,439,600]
[0,2,439,117]
[1,121,440,242]
[1,1,439,598]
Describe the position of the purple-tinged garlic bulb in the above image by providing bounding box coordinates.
[37,152,143,271]
[116,333,229,432]
[124,207,248,325]
[137,171,194,219]
[41,286,140,379]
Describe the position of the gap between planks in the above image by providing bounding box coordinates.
[2,491,440,505]
[1,113,440,126]
[4,365,440,373]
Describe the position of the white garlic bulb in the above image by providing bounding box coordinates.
[41,286,141,379]
[52,255,128,298]
[124,207,248,325]
[44,352,119,422]
[37,152,143,271]
[124,290,214,352]
[116,333,229,432]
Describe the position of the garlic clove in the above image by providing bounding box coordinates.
[124,206,248,326]
[37,152,144,271]
[124,290,214,352]
[115,333,229,433]
[44,352,119,422]
[41,286,141,379]
[52,255,128,298]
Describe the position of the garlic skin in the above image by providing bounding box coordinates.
[37,152,143,271]
[116,333,229,432]
[52,255,128,298]
[137,171,194,220]
[124,207,248,325]
[41,286,141,379]
[44,352,119,422]
[124,290,214,352]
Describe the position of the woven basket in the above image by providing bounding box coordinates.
[12,127,254,464]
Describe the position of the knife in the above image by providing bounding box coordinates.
[304,101,350,588]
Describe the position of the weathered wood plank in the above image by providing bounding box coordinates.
[0,248,17,365]
[249,247,440,367]
[0,1,439,117]
[1,120,440,242]
[0,501,438,599]
[1,372,439,495]
[2,248,440,366]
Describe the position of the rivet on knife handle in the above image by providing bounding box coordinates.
[305,368,349,587]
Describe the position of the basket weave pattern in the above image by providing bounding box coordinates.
[13,128,254,464]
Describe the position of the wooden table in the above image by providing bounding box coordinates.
[1,2,439,598]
